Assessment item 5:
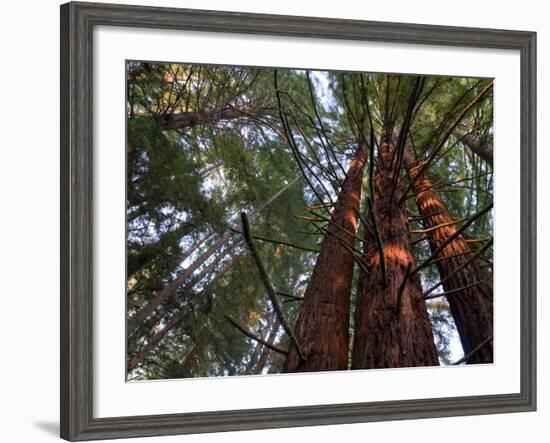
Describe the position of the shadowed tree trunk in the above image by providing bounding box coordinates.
[161,106,265,130]
[404,147,493,363]
[283,144,368,373]
[454,128,493,168]
[352,130,439,369]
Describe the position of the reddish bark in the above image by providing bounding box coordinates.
[283,144,368,373]
[405,156,493,364]
[352,132,439,369]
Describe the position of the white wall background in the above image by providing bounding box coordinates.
[0,1,546,442]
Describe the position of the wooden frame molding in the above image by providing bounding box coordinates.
[60,2,536,440]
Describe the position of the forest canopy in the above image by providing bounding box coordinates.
[126,61,493,380]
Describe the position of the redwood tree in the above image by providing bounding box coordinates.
[283,143,368,372]
[352,129,439,369]
[404,150,493,363]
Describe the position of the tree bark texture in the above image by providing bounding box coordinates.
[352,131,439,369]
[162,106,263,130]
[405,155,493,363]
[283,144,368,373]
[454,129,493,168]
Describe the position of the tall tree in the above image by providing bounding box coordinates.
[283,143,368,372]
[352,129,439,369]
[404,146,493,363]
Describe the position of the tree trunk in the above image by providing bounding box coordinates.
[454,128,493,168]
[283,144,368,373]
[161,106,262,130]
[352,131,439,369]
[405,151,493,363]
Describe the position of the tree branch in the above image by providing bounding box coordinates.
[276,291,305,301]
[400,82,493,202]
[412,202,493,275]
[228,228,320,254]
[224,315,288,355]
[410,217,468,234]
[424,276,492,300]
[241,212,306,362]
[423,238,493,297]
[452,335,493,365]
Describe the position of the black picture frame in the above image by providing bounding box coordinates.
[60,1,537,441]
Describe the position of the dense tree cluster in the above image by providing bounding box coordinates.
[126,61,493,380]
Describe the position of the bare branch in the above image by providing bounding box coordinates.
[424,276,492,300]
[276,291,305,301]
[224,316,288,355]
[423,238,493,297]
[452,335,493,365]
[241,212,306,362]
[412,202,493,275]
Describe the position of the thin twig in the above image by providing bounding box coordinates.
[224,316,288,355]
[412,203,493,275]
[423,238,493,297]
[228,228,320,254]
[424,276,492,300]
[389,77,424,204]
[307,208,367,245]
[410,217,468,234]
[313,222,371,276]
[400,82,493,203]
[274,70,326,205]
[276,291,305,301]
[408,211,444,221]
[452,335,493,365]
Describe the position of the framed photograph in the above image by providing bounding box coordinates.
[60,1,536,440]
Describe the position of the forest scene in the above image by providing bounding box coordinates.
[126,61,494,381]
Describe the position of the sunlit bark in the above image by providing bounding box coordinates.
[352,130,439,369]
[405,148,493,363]
[283,144,368,372]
